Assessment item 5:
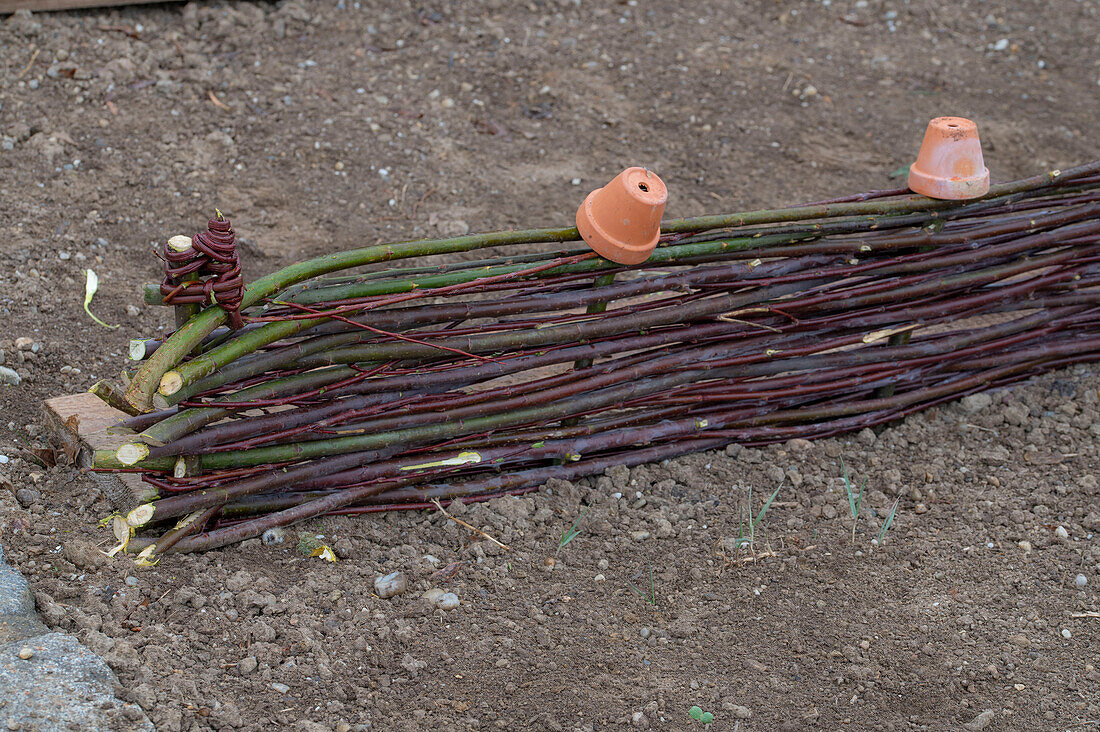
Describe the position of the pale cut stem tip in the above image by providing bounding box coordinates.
[134,544,158,566]
[126,504,156,528]
[159,371,183,396]
[173,457,188,479]
[129,339,148,361]
[111,515,132,545]
[167,235,193,253]
[116,443,150,466]
[176,509,204,529]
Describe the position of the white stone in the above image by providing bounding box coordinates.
[373,571,407,599]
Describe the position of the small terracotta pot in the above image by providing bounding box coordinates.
[908,117,990,200]
[576,167,668,265]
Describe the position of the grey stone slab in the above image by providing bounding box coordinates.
[0,545,47,644]
[0,632,153,732]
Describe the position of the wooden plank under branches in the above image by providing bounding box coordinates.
[43,392,146,511]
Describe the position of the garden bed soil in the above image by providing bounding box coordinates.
[1,0,1098,729]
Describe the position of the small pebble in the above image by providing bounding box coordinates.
[1061,628,1072,639]
[0,366,21,386]
[965,709,996,731]
[271,682,290,694]
[18,647,33,660]
[261,527,286,545]
[374,571,408,599]
[1054,525,1069,539]
[1075,574,1088,587]
[14,488,39,508]
[436,592,460,611]
[124,576,139,587]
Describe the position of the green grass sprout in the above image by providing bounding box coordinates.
[627,556,657,605]
[556,507,587,555]
[841,456,866,542]
[875,497,901,545]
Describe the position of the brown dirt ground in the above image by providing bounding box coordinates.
[0,0,1098,730]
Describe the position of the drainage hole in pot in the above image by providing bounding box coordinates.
[947,123,959,128]
[638,183,649,192]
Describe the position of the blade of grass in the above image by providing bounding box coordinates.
[626,557,657,605]
[752,484,782,530]
[875,497,901,544]
[556,508,588,555]
[842,457,865,542]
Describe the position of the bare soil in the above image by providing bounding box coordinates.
[0,0,1098,730]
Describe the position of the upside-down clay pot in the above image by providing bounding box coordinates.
[576,167,668,265]
[907,117,990,200]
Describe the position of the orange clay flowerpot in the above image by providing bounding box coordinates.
[576,167,668,265]
[907,117,990,200]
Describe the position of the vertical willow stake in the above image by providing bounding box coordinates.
[562,273,617,430]
[166,235,202,328]
[874,331,913,399]
[573,273,617,371]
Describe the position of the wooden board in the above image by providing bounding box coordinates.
[43,392,146,511]
[0,0,179,13]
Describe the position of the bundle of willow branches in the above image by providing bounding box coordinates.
[93,162,1100,562]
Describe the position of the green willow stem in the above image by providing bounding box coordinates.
[137,232,1094,456]
[158,190,1092,403]
[157,232,805,399]
[135,341,1091,552]
[164,201,1095,403]
[170,331,367,403]
[573,273,617,372]
[124,161,1098,412]
[94,450,175,471]
[136,369,728,520]
[131,437,735,553]
[117,301,1068,487]
[176,231,1087,384]
[140,365,364,446]
[89,381,140,416]
[123,226,582,411]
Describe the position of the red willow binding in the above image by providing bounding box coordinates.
[160,213,245,329]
